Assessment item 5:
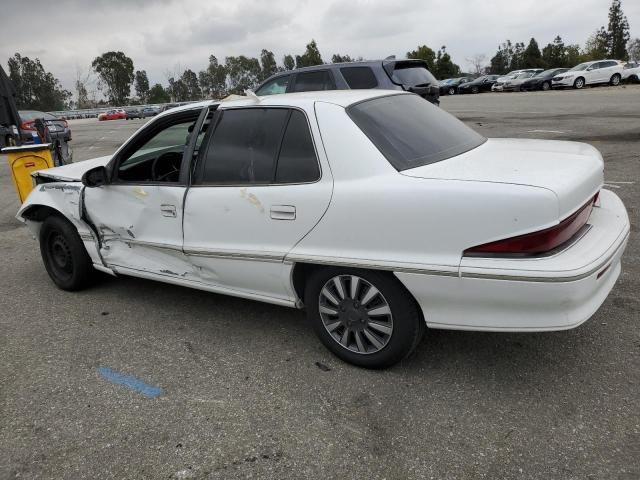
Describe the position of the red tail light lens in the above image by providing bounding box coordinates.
[464,195,597,256]
[20,120,35,131]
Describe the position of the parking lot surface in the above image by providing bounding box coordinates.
[1,86,639,479]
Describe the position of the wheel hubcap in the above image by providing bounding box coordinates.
[318,275,393,354]
[48,232,73,278]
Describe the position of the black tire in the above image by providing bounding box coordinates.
[39,215,95,291]
[448,87,455,95]
[471,86,479,94]
[304,267,425,369]
[574,77,585,89]
[542,81,550,91]
[609,73,621,86]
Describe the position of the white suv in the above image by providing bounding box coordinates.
[552,60,623,89]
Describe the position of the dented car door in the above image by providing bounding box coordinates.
[183,106,332,303]
[83,110,203,277]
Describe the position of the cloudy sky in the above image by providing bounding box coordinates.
[1,0,637,95]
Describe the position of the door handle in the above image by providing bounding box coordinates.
[270,205,296,220]
[160,204,177,217]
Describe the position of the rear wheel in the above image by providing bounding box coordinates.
[574,77,585,89]
[39,215,95,291]
[542,81,551,91]
[304,268,425,369]
[610,73,621,86]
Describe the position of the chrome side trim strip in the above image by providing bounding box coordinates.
[286,254,459,277]
[461,230,629,283]
[120,238,183,252]
[184,249,285,263]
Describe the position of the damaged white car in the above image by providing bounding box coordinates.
[17,91,629,368]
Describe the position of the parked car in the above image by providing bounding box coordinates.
[18,90,629,369]
[457,75,499,93]
[520,68,569,91]
[98,109,127,121]
[125,108,143,119]
[622,62,639,83]
[501,71,538,91]
[552,60,623,89]
[19,110,71,142]
[142,106,161,117]
[492,69,544,92]
[440,77,471,95]
[255,59,440,105]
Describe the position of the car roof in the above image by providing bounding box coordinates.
[157,90,409,117]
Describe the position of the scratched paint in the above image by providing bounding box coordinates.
[97,367,162,397]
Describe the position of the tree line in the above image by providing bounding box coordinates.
[5,0,637,111]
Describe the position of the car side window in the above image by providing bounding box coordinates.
[275,110,320,183]
[340,67,378,89]
[197,108,289,184]
[256,75,290,96]
[291,71,336,93]
[116,116,197,183]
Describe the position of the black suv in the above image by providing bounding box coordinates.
[255,59,440,105]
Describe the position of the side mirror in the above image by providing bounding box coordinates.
[81,166,108,187]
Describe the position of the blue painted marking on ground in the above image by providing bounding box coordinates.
[97,367,162,398]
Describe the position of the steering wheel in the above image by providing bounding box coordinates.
[151,152,183,182]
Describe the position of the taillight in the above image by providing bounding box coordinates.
[464,194,597,256]
[20,120,35,131]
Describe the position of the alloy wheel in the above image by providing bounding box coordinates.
[318,275,393,355]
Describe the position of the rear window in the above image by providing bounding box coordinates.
[340,67,378,89]
[390,63,437,87]
[347,94,486,171]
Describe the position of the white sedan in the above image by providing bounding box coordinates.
[17,90,629,368]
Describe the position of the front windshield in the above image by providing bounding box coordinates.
[516,72,534,79]
[570,63,590,71]
[536,69,557,77]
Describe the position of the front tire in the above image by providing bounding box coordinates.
[448,87,455,95]
[574,77,585,89]
[39,215,95,291]
[471,86,479,94]
[542,81,550,91]
[610,73,621,86]
[304,268,425,369]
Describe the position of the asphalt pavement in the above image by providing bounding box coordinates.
[1,86,638,479]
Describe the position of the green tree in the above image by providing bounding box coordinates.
[542,36,567,67]
[295,40,323,68]
[91,51,134,105]
[283,54,295,70]
[522,38,544,67]
[434,46,460,79]
[180,69,201,100]
[628,38,640,62]
[406,45,436,72]
[147,83,170,103]
[225,55,261,94]
[489,41,514,74]
[510,42,526,70]
[607,0,630,59]
[134,70,149,102]
[199,55,227,99]
[259,49,278,80]
[7,53,70,110]
[584,27,610,60]
[331,54,354,63]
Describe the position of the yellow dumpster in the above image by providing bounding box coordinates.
[2,144,54,203]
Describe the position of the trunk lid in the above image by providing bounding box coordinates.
[401,138,603,218]
[32,155,111,182]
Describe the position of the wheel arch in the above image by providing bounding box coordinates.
[290,261,424,320]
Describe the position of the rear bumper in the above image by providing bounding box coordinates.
[396,189,630,331]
